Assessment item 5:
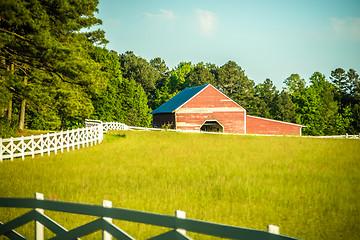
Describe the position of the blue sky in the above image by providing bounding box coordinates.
[95,0,360,88]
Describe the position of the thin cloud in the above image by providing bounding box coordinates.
[143,9,174,20]
[195,9,217,37]
[108,19,121,25]
[331,17,360,41]
[331,18,346,33]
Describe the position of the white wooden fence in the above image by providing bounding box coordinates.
[85,119,128,132]
[0,125,103,162]
[2,119,358,162]
[85,120,201,134]
[307,134,360,139]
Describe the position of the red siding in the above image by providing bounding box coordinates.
[246,115,302,135]
[175,85,246,134]
[181,85,243,109]
[176,112,245,133]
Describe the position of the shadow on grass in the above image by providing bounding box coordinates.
[112,133,126,138]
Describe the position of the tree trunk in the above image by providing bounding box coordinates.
[7,64,14,122]
[19,98,26,130]
[1,59,5,117]
[7,100,12,122]
[19,76,28,130]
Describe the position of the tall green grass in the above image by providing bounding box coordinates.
[1,131,359,239]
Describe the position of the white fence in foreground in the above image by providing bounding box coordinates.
[0,125,103,162]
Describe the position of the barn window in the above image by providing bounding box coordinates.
[200,120,224,132]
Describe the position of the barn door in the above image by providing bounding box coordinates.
[200,120,224,132]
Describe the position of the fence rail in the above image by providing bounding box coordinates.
[85,120,225,134]
[86,119,360,138]
[306,134,360,139]
[104,122,128,132]
[0,194,298,240]
[85,119,128,132]
[3,119,358,161]
[0,125,103,162]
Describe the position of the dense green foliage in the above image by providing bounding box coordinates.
[1,131,359,239]
[0,0,151,136]
[0,0,107,131]
[1,0,359,136]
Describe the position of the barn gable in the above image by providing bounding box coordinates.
[151,84,246,133]
[178,84,245,111]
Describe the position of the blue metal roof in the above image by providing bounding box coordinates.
[150,84,209,114]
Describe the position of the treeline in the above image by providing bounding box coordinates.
[1,0,359,137]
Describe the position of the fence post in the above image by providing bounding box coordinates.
[35,193,44,240]
[21,136,25,160]
[77,129,81,150]
[31,135,35,158]
[66,130,70,152]
[47,133,50,156]
[82,128,86,148]
[71,129,75,151]
[54,132,58,155]
[40,134,44,156]
[86,127,89,147]
[175,210,186,235]
[60,130,64,153]
[99,124,104,144]
[10,137,14,161]
[90,127,94,147]
[72,129,75,150]
[102,200,112,240]
[0,138,3,162]
[267,225,279,234]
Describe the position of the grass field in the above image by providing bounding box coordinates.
[1,130,359,239]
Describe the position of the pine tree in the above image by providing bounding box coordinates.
[274,90,296,122]
[215,61,257,112]
[253,79,278,119]
[0,0,107,130]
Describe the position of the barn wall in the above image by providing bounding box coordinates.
[175,85,246,134]
[176,111,245,133]
[152,113,176,129]
[246,115,302,135]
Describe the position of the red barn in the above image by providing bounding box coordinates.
[151,84,304,136]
